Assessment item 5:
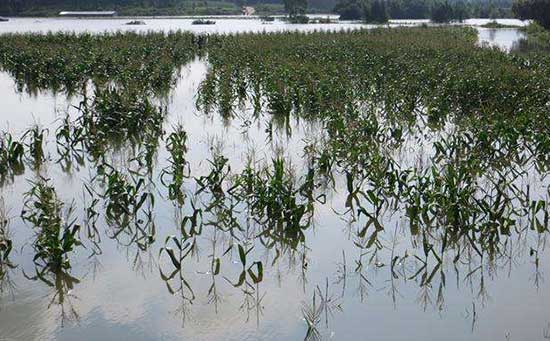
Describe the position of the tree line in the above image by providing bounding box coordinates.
[334,0,513,22]
[1,0,548,30]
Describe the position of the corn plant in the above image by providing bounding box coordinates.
[21,179,81,270]
[161,124,190,205]
[22,125,47,167]
[0,132,25,184]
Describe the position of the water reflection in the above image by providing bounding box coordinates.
[477,27,525,50]
[24,267,81,327]
[0,199,16,300]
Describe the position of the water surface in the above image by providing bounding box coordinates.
[0,19,548,341]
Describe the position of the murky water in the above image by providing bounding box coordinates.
[0,18,548,341]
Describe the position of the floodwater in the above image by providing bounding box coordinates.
[0,16,527,51]
[0,18,548,341]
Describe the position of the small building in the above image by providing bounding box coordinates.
[59,11,118,17]
[241,6,255,16]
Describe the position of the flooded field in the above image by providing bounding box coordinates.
[0,19,549,341]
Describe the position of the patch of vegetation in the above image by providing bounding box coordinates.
[126,20,146,25]
[334,0,389,22]
[0,31,198,94]
[309,16,337,23]
[480,20,520,28]
[199,27,550,256]
[192,19,216,25]
[286,14,310,23]
[513,22,550,52]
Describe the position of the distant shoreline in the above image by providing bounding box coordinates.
[0,14,339,20]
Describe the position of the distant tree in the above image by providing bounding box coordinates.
[370,0,388,22]
[360,0,387,22]
[335,0,389,22]
[513,0,550,29]
[453,0,469,22]
[431,1,454,23]
[334,0,363,20]
[284,0,308,17]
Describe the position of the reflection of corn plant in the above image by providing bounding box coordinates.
[0,198,12,262]
[226,244,264,287]
[83,183,102,254]
[21,179,81,270]
[0,197,16,298]
[24,266,81,326]
[159,235,197,302]
[302,291,323,341]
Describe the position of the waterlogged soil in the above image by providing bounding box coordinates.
[0,21,548,341]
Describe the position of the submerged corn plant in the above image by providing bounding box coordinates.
[161,124,190,205]
[0,132,25,184]
[231,158,318,249]
[51,87,167,167]
[0,31,199,95]
[97,163,156,249]
[21,178,82,270]
[22,125,47,168]
[100,165,153,224]
[55,114,86,171]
